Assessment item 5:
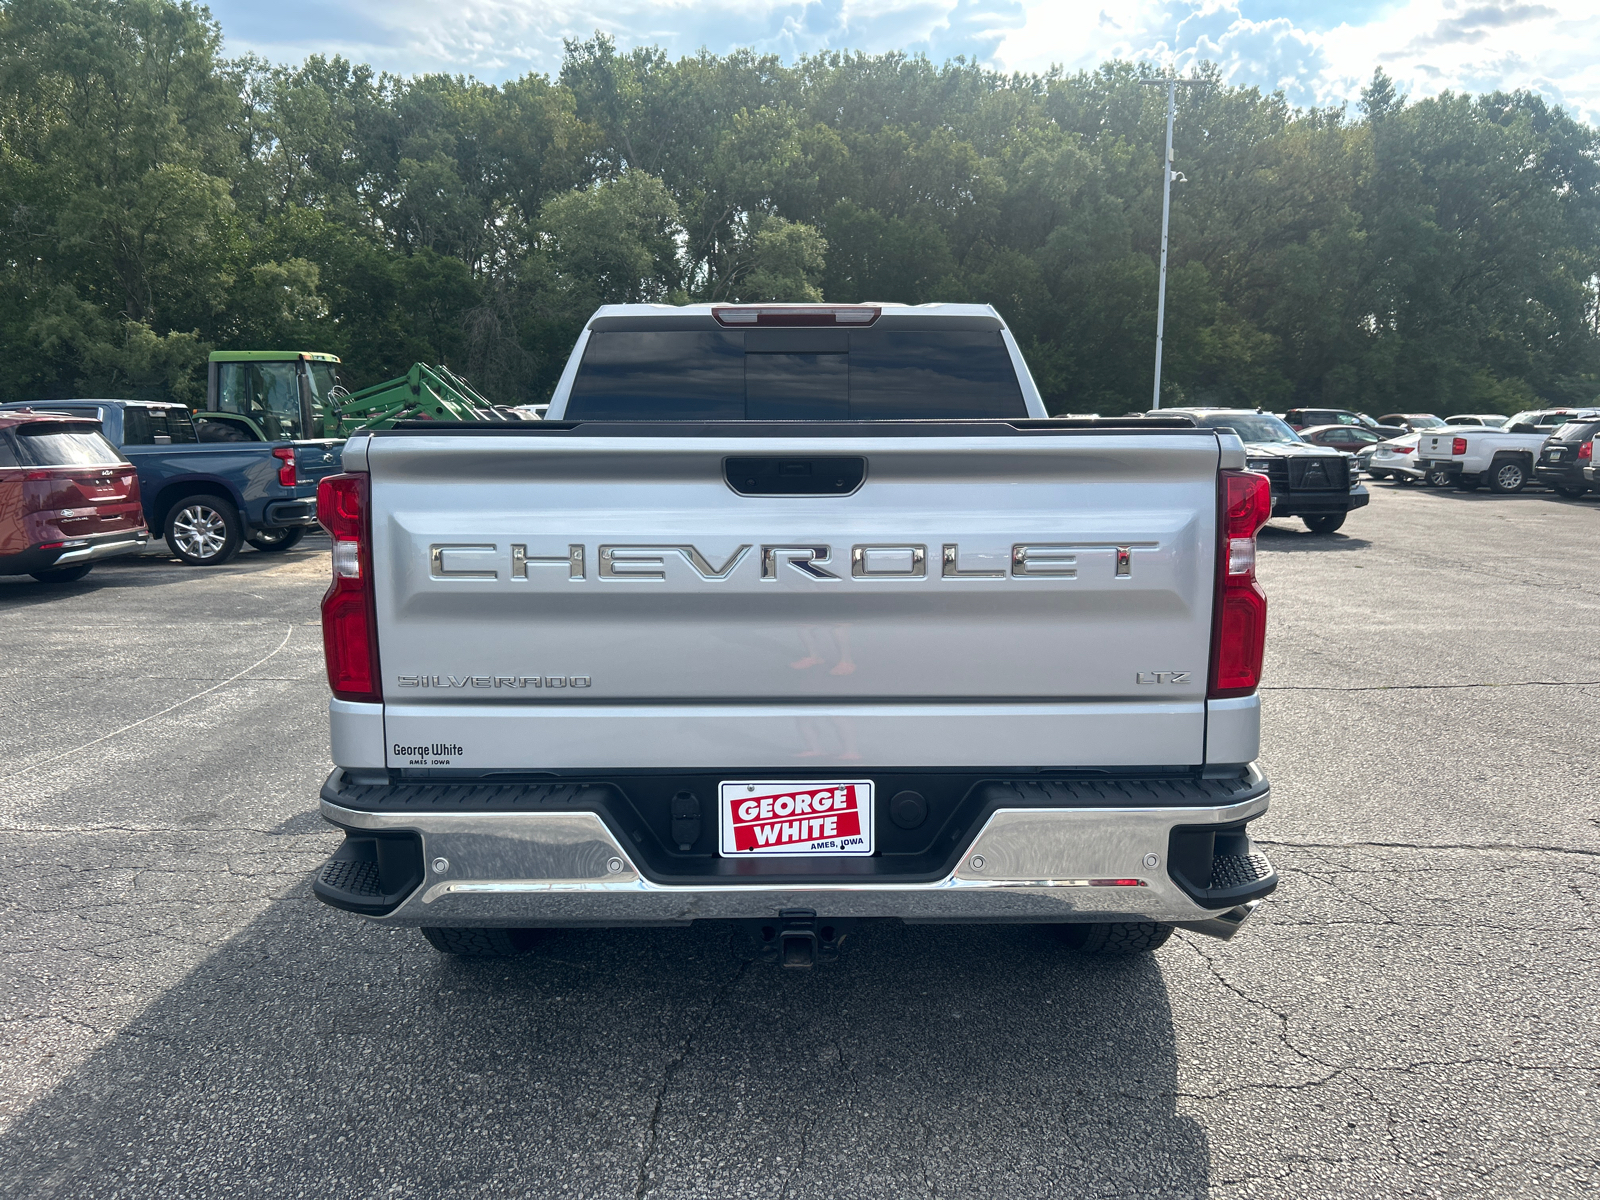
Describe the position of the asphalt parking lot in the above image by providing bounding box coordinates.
[1,483,1597,1199]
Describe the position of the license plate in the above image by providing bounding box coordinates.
[719,780,874,857]
[1549,452,1564,461]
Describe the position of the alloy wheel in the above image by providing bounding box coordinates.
[171,505,228,560]
[1495,464,1525,491]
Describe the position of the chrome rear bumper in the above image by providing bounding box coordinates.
[317,785,1273,932]
[53,532,149,564]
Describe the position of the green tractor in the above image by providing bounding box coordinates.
[204,351,525,441]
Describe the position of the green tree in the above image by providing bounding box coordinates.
[2,2,1596,412]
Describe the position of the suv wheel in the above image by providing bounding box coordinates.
[1303,513,1345,534]
[165,495,242,566]
[1554,485,1587,499]
[1058,922,1174,955]
[420,927,540,957]
[247,526,306,553]
[1489,459,1528,494]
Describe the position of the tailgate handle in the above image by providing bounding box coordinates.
[724,457,865,496]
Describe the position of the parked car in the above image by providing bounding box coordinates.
[1364,434,1425,482]
[0,410,149,582]
[1157,409,1369,533]
[1297,424,1390,462]
[1504,408,1600,434]
[1376,413,1449,431]
[1285,409,1405,437]
[1444,414,1508,427]
[1286,408,1373,431]
[0,399,343,565]
[1534,419,1600,497]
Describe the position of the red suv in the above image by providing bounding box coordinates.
[0,410,149,582]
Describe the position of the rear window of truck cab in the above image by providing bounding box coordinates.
[122,405,198,445]
[564,327,1028,420]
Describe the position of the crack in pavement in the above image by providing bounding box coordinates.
[776,1114,814,1200]
[1177,934,1328,1070]
[633,960,748,1200]
[918,1120,936,1199]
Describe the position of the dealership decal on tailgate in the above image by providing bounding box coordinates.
[719,781,874,857]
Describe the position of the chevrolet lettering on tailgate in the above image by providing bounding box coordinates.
[428,541,1159,581]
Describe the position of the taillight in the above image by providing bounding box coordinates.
[1452,437,1467,455]
[273,446,297,487]
[1394,446,1414,455]
[1209,469,1271,699]
[1581,441,1593,461]
[317,473,380,702]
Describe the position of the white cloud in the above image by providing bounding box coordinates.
[210,0,1600,123]
[990,0,1600,122]
[212,0,1023,79]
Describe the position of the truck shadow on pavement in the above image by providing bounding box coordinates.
[0,892,1210,1199]
[1258,524,1372,552]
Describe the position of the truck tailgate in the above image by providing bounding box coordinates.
[1417,433,1456,460]
[368,429,1223,769]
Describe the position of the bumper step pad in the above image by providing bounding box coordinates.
[319,857,383,898]
[1167,824,1278,908]
[312,831,425,916]
[1210,851,1274,892]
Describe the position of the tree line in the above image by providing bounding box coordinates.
[2,0,1597,414]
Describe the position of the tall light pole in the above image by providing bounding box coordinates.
[1141,75,1208,409]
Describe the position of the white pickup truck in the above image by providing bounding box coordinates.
[309,303,1279,966]
[1416,409,1600,492]
[1413,428,1546,491]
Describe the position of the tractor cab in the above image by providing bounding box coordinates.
[204,351,344,443]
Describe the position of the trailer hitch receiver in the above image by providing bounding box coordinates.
[734,910,852,969]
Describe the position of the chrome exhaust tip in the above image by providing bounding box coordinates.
[1175,898,1263,941]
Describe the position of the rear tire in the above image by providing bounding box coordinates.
[1393,474,1415,486]
[247,526,306,553]
[1424,467,1452,488]
[420,927,539,957]
[165,495,242,565]
[1488,459,1528,494]
[1303,513,1346,534]
[1554,485,1587,499]
[1058,921,1174,955]
[30,564,93,583]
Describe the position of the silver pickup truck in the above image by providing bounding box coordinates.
[310,303,1279,966]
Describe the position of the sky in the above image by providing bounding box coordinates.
[209,0,1600,123]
